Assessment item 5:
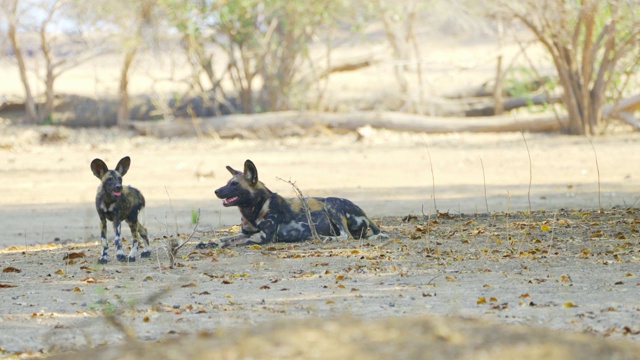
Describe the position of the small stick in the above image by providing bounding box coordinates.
[519,130,533,216]
[480,157,489,213]
[585,135,602,210]
[169,209,201,269]
[277,177,321,242]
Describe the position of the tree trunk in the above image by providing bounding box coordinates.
[493,17,504,116]
[7,1,38,123]
[117,47,137,127]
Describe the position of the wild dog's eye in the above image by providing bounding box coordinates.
[230,181,239,187]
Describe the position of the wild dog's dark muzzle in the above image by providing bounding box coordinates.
[215,186,238,206]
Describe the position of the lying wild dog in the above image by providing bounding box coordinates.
[90,156,150,263]
[198,160,388,248]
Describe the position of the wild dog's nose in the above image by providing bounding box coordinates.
[214,188,220,196]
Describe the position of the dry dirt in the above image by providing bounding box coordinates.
[0,126,639,358]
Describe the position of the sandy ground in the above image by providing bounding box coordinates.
[0,127,639,357]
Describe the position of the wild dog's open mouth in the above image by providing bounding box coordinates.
[112,191,122,197]
[223,196,239,206]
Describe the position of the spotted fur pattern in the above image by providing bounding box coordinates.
[91,156,150,263]
[199,160,388,247]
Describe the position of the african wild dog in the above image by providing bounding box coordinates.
[198,159,388,247]
[90,156,150,263]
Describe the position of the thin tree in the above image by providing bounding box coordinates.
[3,0,38,123]
[500,0,640,135]
[71,0,160,127]
[2,0,106,124]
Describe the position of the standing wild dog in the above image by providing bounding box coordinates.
[90,156,150,263]
[199,159,388,247]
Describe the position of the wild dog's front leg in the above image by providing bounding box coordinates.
[98,217,109,264]
[233,216,277,246]
[215,233,250,247]
[113,220,126,262]
[220,218,276,247]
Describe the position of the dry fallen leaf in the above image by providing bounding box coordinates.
[614,232,626,239]
[563,301,577,308]
[477,297,487,305]
[438,212,454,219]
[2,266,21,273]
[63,252,85,260]
[445,275,456,282]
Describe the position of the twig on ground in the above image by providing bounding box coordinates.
[519,128,533,216]
[480,157,489,213]
[426,274,443,286]
[421,136,438,213]
[168,209,201,269]
[585,136,602,210]
[164,186,179,234]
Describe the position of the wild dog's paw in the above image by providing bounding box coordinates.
[116,254,127,262]
[140,250,151,258]
[98,256,108,264]
[368,233,389,241]
[196,241,219,249]
[128,255,137,262]
[320,235,341,242]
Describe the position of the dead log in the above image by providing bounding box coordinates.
[601,93,640,116]
[601,93,640,130]
[445,77,552,99]
[131,111,567,138]
[318,55,379,80]
[465,94,562,116]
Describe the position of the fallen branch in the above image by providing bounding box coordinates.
[132,111,567,138]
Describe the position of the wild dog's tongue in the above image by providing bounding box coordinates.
[223,196,237,205]
[112,191,122,197]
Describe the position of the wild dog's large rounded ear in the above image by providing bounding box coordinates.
[115,156,131,176]
[226,166,242,176]
[244,159,258,185]
[90,159,108,179]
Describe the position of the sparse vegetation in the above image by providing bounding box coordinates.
[497,0,640,135]
[1,0,637,134]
